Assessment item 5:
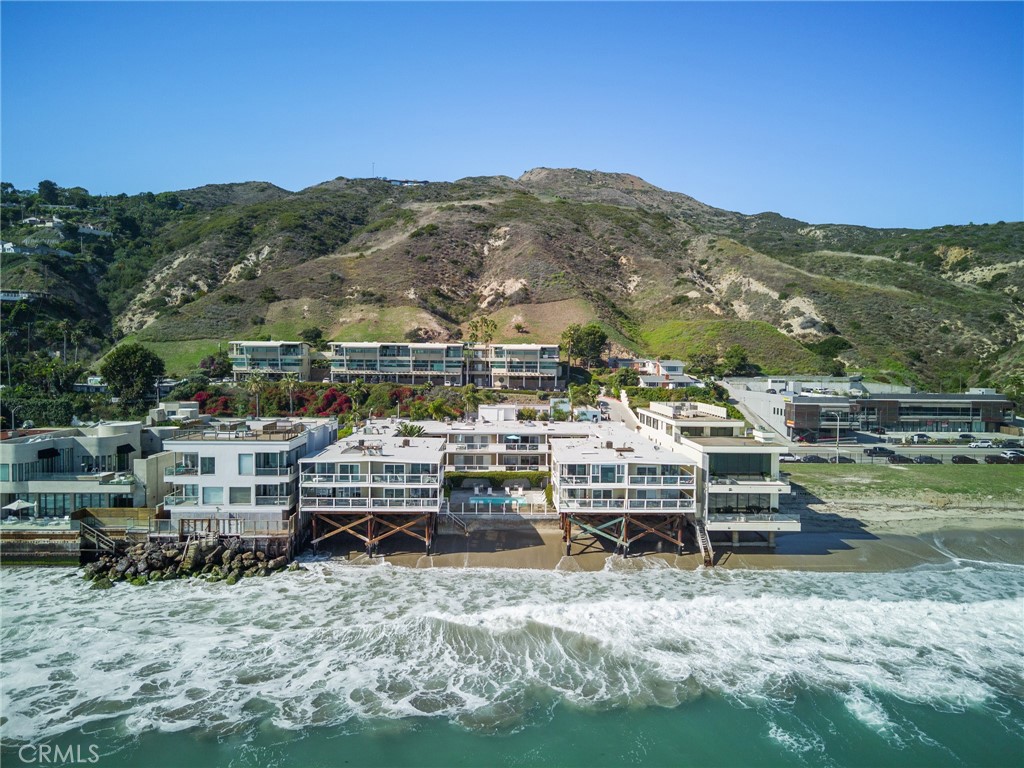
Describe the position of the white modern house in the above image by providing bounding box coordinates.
[636,401,798,544]
[160,418,337,524]
[0,422,174,516]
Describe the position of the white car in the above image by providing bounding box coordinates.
[1000,450,1023,459]
[969,440,994,449]
[779,453,802,463]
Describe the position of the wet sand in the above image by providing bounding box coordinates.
[325,485,1024,572]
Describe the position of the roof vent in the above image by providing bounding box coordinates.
[605,440,613,449]
[402,438,410,447]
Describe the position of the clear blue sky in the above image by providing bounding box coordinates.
[2,2,1021,228]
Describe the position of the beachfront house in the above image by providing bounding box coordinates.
[229,341,312,381]
[326,342,466,386]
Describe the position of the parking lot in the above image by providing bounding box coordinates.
[781,433,1024,465]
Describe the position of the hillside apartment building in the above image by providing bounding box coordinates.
[230,339,563,390]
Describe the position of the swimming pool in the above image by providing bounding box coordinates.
[467,496,527,505]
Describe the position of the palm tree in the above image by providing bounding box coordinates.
[245,371,269,418]
[461,383,485,417]
[70,326,86,364]
[396,422,426,437]
[56,319,73,362]
[281,373,301,415]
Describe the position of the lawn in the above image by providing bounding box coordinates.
[787,464,1024,504]
[118,337,224,378]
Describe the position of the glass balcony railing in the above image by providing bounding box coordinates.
[301,473,368,484]
[163,494,198,507]
[628,475,695,485]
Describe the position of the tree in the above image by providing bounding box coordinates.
[574,324,609,368]
[56,318,73,362]
[38,180,59,204]
[299,326,327,350]
[99,343,166,413]
[244,371,269,418]
[69,326,86,364]
[199,349,232,379]
[569,383,598,407]
[281,373,301,415]
[514,322,527,334]
[467,316,497,344]
[396,422,426,437]
[614,367,640,387]
[721,345,751,377]
[561,324,582,365]
[688,353,717,377]
[461,383,485,415]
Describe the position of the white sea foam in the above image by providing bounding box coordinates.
[1,562,1022,741]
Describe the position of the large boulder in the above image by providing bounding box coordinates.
[90,577,114,590]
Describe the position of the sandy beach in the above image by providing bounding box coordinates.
[325,494,1024,573]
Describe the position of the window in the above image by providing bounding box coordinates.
[202,487,224,504]
[238,454,254,475]
[0,464,7,482]
[200,457,216,475]
[229,487,251,504]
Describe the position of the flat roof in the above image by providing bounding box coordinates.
[679,436,785,452]
[415,419,595,437]
[551,423,689,464]
[303,435,445,464]
[329,341,460,349]
[230,340,308,347]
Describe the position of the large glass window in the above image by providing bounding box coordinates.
[229,487,251,504]
[202,486,224,504]
[238,454,254,475]
[200,456,216,475]
[0,464,7,482]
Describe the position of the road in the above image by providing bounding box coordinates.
[598,395,639,430]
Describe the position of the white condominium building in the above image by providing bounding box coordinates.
[551,423,698,515]
[466,343,561,389]
[229,341,312,381]
[298,434,445,517]
[326,342,467,386]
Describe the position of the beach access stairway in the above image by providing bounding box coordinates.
[694,519,714,567]
[438,502,469,536]
[79,521,117,555]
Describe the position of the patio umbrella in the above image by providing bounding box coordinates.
[3,499,35,519]
[505,435,521,441]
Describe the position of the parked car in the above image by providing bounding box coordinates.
[766,388,778,394]
[951,455,978,464]
[801,455,828,464]
[887,454,914,464]
[969,440,995,448]
[1000,440,1021,449]
[870,427,887,435]
[914,455,942,464]
[1000,450,1023,460]
[864,446,895,457]
[958,434,975,441]
[985,455,1009,464]
[829,455,855,464]
[779,453,802,463]
[1010,455,1024,465]
[795,435,817,444]
[910,433,931,444]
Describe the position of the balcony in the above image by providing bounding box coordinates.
[255,466,294,476]
[558,476,590,485]
[705,511,801,532]
[628,475,695,486]
[255,494,297,507]
[453,443,491,452]
[301,473,368,484]
[557,499,626,510]
[370,474,439,485]
[165,465,199,477]
[163,494,198,507]
[300,497,370,509]
[626,499,695,510]
[501,443,542,452]
[370,498,440,509]
[707,474,791,494]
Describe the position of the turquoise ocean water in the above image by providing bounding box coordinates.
[2,543,1022,768]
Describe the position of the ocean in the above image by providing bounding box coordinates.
[2,547,1022,768]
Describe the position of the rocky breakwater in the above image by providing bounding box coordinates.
[83,538,303,589]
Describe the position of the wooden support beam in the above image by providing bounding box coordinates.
[311,514,372,545]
